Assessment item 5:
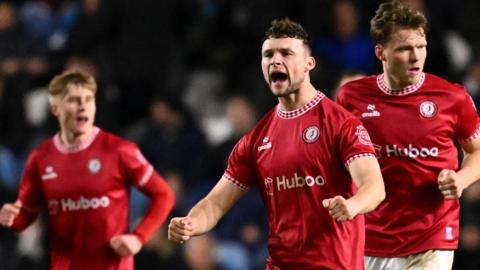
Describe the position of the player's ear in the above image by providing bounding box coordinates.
[305,56,316,72]
[49,97,59,117]
[375,45,385,61]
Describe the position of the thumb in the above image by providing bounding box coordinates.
[181,216,192,226]
[322,199,331,208]
[438,169,450,183]
[13,200,22,209]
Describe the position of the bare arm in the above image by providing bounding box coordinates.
[168,176,247,243]
[323,156,385,222]
[438,138,480,199]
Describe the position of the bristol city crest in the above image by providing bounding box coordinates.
[87,159,102,174]
[302,126,320,144]
[419,100,437,118]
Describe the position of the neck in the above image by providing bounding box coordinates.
[383,71,419,90]
[278,83,317,111]
[59,128,92,146]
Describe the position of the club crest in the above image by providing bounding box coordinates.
[303,126,320,144]
[419,100,437,118]
[88,159,102,174]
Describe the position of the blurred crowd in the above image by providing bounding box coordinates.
[0,0,480,269]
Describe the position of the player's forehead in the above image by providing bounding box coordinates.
[386,27,427,47]
[64,83,95,98]
[262,37,305,53]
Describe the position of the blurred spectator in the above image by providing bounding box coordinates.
[313,0,375,75]
[183,233,223,270]
[133,94,208,187]
[331,70,366,100]
[208,95,258,177]
[135,225,187,270]
[463,62,480,107]
[0,1,50,155]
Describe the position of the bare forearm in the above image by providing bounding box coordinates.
[348,157,385,215]
[187,197,227,236]
[348,178,385,215]
[458,150,480,189]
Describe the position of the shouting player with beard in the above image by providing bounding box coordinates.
[168,18,385,270]
[0,71,175,270]
[337,1,480,269]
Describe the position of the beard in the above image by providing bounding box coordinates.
[270,78,303,97]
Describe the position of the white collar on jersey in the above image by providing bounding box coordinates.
[277,91,325,119]
[53,126,100,154]
[377,72,425,96]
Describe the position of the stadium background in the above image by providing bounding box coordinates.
[0,0,479,269]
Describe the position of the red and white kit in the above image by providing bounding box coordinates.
[337,73,480,256]
[13,127,173,270]
[225,92,376,269]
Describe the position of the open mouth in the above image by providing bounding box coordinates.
[409,67,420,72]
[77,116,88,123]
[270,71,288,83]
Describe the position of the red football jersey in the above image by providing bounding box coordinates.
[337,73,480,256]
[17,127,155,270]
[224,92,376,269]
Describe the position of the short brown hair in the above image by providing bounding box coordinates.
[370,0,428,45]
[48,71,97,99]
[264,18,312,52]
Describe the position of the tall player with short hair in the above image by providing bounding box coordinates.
[168,18,385,269]
[0,71,175,270]
[337,1,480,269]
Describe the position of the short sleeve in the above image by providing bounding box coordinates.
[223,136,256,191]
[17,150,44,210]
[457,91,480,143]
[119,143,154,187]
[337,117,377,167]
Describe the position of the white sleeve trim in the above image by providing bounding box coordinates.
[462,124,480,143]
[344,153,377,168]
[138,165,154,187]
[223,173,249,191]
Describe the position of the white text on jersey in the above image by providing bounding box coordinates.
[272,173,325,192]
[385,144,439,158]
[60,196,110,212]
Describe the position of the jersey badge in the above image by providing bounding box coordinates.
[87,158,102,174]
[258,137,272,151]
[361,104,381,118]
[419,100,437,118]
[41,166,58,180]
[302,126,320,144]
[355,125,373,146]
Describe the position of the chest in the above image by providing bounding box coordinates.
[37,150,123,199]
[347,96,456,144]
[254,117,337,177]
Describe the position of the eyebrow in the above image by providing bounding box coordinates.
[263,47,294,55]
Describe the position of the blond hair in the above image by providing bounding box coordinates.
[48,71,97,104]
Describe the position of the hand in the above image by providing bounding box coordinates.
[322,195,358,223]
[168,216,194,243]
[110,234,142,257]
[438,169,463,199]
[0,201,22,227]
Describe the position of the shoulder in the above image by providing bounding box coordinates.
[97,129,139,152]
[338,75,378,99]
[320,95,358,122]
[424,73,466,92]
